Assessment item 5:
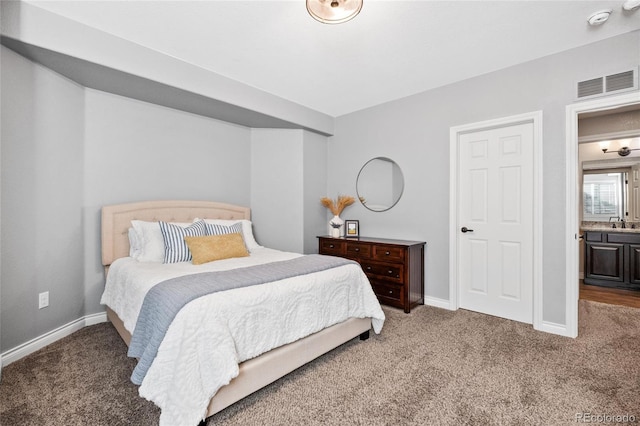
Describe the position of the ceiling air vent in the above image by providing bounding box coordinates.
[577,68,638,100]
[577,77,603,98]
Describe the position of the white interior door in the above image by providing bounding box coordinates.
[458,122,534,323]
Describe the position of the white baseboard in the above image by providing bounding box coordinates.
[425,296,456,310]
[1,312,108,367]
[84,311,108,327]
[538,319,574,338]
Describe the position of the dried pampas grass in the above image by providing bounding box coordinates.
[321,195,355,216]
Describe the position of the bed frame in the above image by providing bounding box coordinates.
[101,200,372,419]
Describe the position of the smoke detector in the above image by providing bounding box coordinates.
[587,9,612,25]
[623,0,640,11]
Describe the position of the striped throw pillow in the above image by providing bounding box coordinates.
[204,222,243,237]
[159,220,207,264]
[205,222,248,251]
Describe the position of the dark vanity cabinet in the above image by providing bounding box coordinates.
[584,231,640,290]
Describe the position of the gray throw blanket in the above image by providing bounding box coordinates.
[128,254,357,385]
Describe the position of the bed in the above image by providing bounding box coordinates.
[100,200,385,426]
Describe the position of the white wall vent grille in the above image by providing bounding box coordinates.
[606,70,635,93]
[577,68,638,100]
[577,77,604,98]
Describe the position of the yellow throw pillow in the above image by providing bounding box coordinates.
[184,233,249,265]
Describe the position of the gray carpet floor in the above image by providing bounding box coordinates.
[1,300,638,426]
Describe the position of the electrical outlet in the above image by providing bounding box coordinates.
[38,291,49,309]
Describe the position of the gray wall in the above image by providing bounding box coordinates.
[1,47,85,350]
[250,129,328,254]
[1,46,253,352]
[251,129,305,252]
[302,131,328,254]
[327,31,640,325]
[82,89,252,315]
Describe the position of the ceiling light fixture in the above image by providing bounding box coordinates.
[602,146,639,156]
[587,9,612,25]
[306,0,363,24]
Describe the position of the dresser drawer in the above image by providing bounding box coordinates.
[319,239,346,256]
[318,236,425,313]
[372,246,405,262]
[370,279,404,307]
[345,242,371,259]
[361,261,404,283]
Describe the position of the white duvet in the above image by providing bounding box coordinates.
[101,247,385,426]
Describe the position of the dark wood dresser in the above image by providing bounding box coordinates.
[318,236,425,313]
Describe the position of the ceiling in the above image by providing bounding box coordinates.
[26,0,640,117]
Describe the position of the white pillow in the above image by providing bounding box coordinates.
[130,220,192,262]
[196,219,261,251]
[128,227,141,259]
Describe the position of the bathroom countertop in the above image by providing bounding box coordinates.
[581,221,640,233]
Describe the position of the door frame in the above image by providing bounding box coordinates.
[565,91,640,338]
[449,111,543,331]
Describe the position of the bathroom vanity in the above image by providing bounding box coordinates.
[584,229,640,291]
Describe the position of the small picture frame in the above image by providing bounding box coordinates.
[345,220,359,238]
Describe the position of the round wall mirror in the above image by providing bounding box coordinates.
[356,157,404,212]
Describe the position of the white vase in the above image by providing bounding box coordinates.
[330,215,343,238]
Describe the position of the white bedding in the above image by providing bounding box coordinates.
[100,247,385,426]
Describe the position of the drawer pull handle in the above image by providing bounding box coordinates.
[329,244,334,248]
[355,248,360,252]
[385,251,390,255]
[388,270,393,274]
[366,266,372,271]
[389,290,393,294]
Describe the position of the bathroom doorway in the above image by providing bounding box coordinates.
[566,92,640,338]
[577,104,640,308]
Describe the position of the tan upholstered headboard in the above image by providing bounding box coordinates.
[101,200,251,267]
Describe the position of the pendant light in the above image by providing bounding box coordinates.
[306,0,363,24]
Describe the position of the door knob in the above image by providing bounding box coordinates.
[461,227,474,233]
